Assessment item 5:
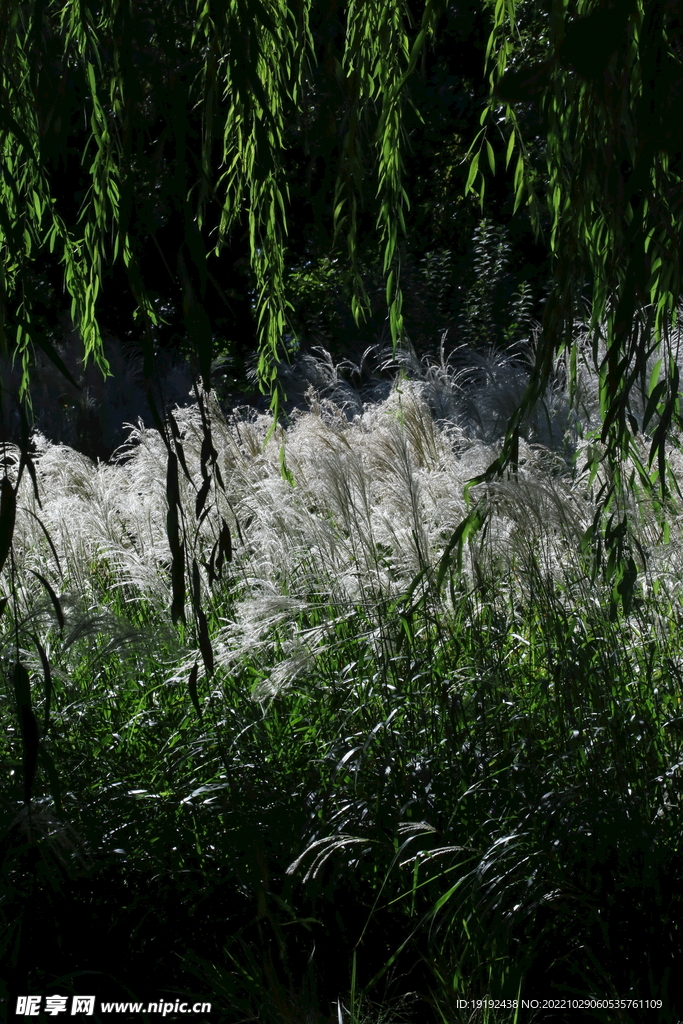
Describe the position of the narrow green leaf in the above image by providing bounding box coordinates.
[29,570,64,631]
[195,477,211,520]
[505,129,515,170]
[642,379,667,433]
[33,637,53,734]
[13,662,39,805]
[216,519,232,572]
[465,151,480,195]
[171,540,186,625]
[167,413,193,482]
[436,509,486,592]
[486,139,495,174]
[0,477,16,576]
[648,358,663,397]
[187,661,202,720]
[197,607,214,677]
[86,62,97,98]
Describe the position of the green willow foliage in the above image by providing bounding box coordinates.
[0,0,443,418]
[474,0,683,486]
[5,1,681,472]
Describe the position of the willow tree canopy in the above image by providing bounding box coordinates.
[1,0,682,475]
[480,0,683,483]
[0,0,447,425]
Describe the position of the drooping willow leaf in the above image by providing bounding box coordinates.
[0,0,442,416]
[478,0,683,491]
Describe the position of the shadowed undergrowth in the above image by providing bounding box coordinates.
[1,338,683,1023]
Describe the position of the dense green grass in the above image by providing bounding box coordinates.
[2,344,683,1022]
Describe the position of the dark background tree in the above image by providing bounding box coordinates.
[280,0,553,362]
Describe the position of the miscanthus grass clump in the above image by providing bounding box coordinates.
[2,335,683,1023]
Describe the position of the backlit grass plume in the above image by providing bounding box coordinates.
[3,335,683,1019]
